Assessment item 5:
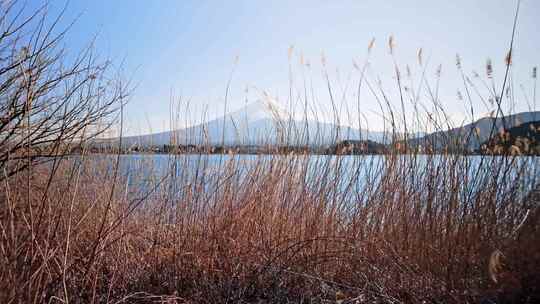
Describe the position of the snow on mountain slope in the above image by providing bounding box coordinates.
[117,99,388,147]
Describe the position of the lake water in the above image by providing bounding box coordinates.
[85,154,539,202]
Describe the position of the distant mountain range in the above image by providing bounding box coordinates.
[102,100,539,155]
[407,111,540,152]
[115,100,389,147]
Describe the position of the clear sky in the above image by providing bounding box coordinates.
[46,0,539,135]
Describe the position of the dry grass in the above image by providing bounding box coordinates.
[1,149,538,303]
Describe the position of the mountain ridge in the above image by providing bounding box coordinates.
[408,111,540,151]
[114,100,389,147]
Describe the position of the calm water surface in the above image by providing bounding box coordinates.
[85,154,538,199]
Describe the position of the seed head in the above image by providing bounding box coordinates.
[486,59,493,78]
[368,37,375,53]
[505,49,512,66]
[388,35,394,54]
[436,64,442,78]
[288,45,294,60]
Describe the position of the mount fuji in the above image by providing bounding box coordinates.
[117,100,387,147]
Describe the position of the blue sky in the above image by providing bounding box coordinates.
[46,0,539,135]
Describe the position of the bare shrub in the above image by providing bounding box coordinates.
[0,1,126,180]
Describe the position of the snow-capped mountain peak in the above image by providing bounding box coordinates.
[226,98,290,124]
[115,100,388,147]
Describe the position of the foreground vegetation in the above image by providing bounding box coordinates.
[2,152,538,303]
[1,1,539,303]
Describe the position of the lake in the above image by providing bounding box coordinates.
[82,154,539,204]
